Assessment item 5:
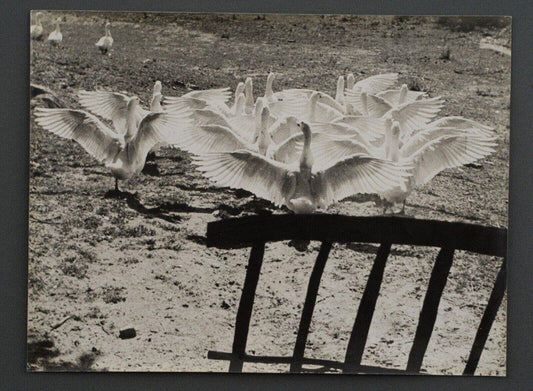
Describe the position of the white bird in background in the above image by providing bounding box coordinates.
[31,12,44,40]
[193,122,409,214]
[96,22,113,54]
[34,98,192,191]
[47,18,63,46]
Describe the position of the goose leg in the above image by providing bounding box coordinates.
[400,200,406,215]
[115,178,119,192]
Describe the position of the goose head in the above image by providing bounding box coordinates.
[360,91,369,116]
[308,92,321,119]
[234,92,245,115]
[265,72,275,99]
[345,102,356,115]
[346,73,355,90]
[128,96,140,111]
[234,82,244,100]
[398,83,408,105]
[253,97,266,136]
[55,17,61,31]
[35,12,43,23]
[297,121,314,171]
[244,77,254,109]
[335,76,345,104]
[286,116,299,132]
[150,92,163,112]
[105,22,111,35]
[254,97,266,117]
[153,80,162,95]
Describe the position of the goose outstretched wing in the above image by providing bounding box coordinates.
[192,150,294,207]
[34,108,121,163]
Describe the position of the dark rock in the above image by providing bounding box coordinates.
[119,327,136,339]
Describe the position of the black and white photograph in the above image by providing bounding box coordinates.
[28,11,509,375]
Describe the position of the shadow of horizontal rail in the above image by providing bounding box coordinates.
[207,214,507,257]
[207,351,414,374]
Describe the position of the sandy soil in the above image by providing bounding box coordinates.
[28,12,509,374]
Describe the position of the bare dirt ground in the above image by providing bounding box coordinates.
[28,12,509,374]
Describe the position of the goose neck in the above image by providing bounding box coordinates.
[300,129,314,171]
[398,85,408,105]
[265,74,274,99]
[385,125,400,162]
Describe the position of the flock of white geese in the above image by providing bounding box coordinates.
[34,69,496,215]
[31,13,113,53]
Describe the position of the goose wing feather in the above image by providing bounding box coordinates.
[426,116,495,137]
[169,124,251,155]
[34,108,121,163]
[353,73,398,94]
[132,111,192,158]
[77,91,149,133]
[192,150,294,207]
[322,118,385,140]
[402,129,497,186]
[393,97,445,136]
[182,88,232,107]
[308,138,374,171]
[377,89,427,105]
[313,153,409,205]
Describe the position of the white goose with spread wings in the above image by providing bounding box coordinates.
[380,121,496,212]
[34,97,192,191]
[193,122,409,213]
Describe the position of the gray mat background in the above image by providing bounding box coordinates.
[1,0,531,390]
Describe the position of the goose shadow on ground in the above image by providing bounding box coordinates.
[104,190,279,224]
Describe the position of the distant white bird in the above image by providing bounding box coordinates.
[34,99,192,191]
[95,22,113,54]
[47,18,63,46]
[30,12,44,40]
[193,122,409,214]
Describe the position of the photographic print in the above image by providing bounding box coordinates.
[28,11,509,374]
